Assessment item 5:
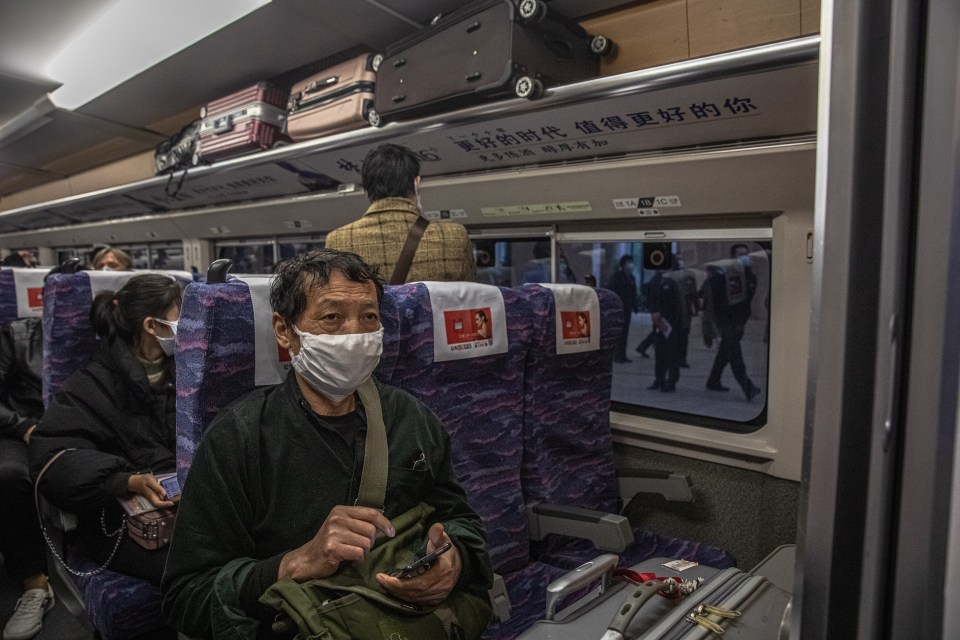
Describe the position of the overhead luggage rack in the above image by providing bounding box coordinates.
[0,35,819,235]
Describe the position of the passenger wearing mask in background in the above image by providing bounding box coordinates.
[0,262,62,640]
[91,246,133,271]
[31,274,182,587]
[162,250,492,639]
[704,244,760,401]
[325,144,476,282]
[608,255,639,363]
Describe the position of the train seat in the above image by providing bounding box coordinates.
[385,282,573,640]
[0,266,48,326]
[39,268,196,640]
[175,274,401,481]
[519,283,737,570]
[42,269,194,406]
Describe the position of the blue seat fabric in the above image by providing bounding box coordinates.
[64,541,165,640]
[383,284,568,640]
[520,285,737,571]
[41,271,172,640]
[0,269,18,326]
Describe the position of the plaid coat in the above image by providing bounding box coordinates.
[326,197,476,283]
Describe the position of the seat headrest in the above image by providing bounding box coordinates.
[1,267,50,320]
[530,283,601,354]
[421,281,508,362]
[234,276,290,386]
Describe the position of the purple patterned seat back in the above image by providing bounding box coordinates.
[387,283,534,574]
[520,285,737,570]
[0,269,16,326]
[41,273,98,407]
[40,270,192,640]
[175,280,401,484]
[176,281,259,483]
[520,285,623,513]
[42,271,194,406]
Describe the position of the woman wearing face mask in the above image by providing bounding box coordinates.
[30,274,182,584]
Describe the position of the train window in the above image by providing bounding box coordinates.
[278,237,325,262]
[557,231,771,431]
[215,241,276,274]
[124,245,150,269]
[56,249,80,265]
[472,237,578,286]
[150,243,184,270]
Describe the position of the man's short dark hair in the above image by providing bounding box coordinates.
[361,143,420,202]
[619,254,633,268]
[730,243,750,259]
[270,249,384,325]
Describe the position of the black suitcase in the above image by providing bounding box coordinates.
[372,0,613,125]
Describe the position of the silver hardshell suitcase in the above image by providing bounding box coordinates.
[520,552,791,640]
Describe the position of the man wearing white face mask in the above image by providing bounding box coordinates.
[162,250,493,640]
[325,143,476,283]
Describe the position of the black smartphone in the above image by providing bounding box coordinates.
[387,542,452,579]
[159,475,182,499]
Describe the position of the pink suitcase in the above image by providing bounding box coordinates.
[286,53,382,141]
[198,82,288,162]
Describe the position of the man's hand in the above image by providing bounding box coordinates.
[279,505,396,582]
[127,473,175,508]
[375,523,461,606]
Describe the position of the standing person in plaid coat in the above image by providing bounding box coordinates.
[325,144,476,283]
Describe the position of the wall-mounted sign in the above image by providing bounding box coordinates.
[423,209,467,220]
[480,201,592,217]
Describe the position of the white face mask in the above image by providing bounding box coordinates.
[291,326,383,402]
[152,318,178,357]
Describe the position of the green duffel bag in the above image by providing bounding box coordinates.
[260,502,493,640]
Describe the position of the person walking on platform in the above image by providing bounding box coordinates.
[704,244,761,401]
[645,271,682,392]
[325,144,475,283]
[608,255,638,363]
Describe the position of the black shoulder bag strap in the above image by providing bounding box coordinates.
[354,378,388,509]
[390,216,430,285]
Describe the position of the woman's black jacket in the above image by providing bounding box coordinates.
[30,336,176,515]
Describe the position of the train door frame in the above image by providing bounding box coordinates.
[801,0,960,636]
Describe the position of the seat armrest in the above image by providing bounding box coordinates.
[488,573,511,623]
[39,498,77,532]
[526,503,632,553]
[618,470,694,503]
[545,554,619,621]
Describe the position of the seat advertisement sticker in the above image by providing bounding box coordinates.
[423,282,508,362]
[539,283,601,354]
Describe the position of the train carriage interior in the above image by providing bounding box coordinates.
[1,0,958,639]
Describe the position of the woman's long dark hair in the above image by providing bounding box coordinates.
[90,274,183,345]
